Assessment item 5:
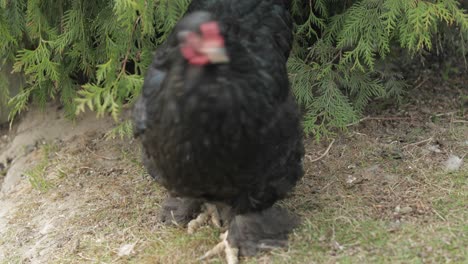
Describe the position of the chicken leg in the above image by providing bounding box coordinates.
[199,231,239,264]
[187,203,222,234]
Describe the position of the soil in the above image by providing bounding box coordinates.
[0,67,466,263]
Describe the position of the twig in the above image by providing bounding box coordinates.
[170,210,181,227]
[306,139,335,163]
[434,111,457,117]
[346,116,413,127]
[402,137,433,149]
[320,180,335,192]
[413,77,428,90]
[85,146,119,160]
[366,117,413,120]
[118,16,142,79]
[452,119,468,123]
[346,117,370,127]
[432,208,447,222]
[77,253,95,261]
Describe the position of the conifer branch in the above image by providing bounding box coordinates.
[1,0,467,138]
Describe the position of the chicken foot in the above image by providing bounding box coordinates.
[199,231,239,264]
[187,203,221,234]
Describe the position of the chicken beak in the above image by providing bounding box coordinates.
[203,47,230,64]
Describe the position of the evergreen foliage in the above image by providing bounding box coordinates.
[0,0,467,138]
[289,0,468,138]
[0,0,190,128]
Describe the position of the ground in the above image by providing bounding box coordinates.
[0,68,466,263]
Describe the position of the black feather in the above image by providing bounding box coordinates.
[134,0,304,256]
[227,206,300,256]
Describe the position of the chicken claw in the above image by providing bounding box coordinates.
[187,203,221,234]
[199,231,239,264]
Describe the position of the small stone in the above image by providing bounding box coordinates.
[346,175,357,184]
[111,192,121,200]
[24,144,36,154]
[388,221,401,232]
[444,155,463,172]
[39,222,54,235]
[421,107,432,114]
[332,241,344,251]
[118,243,136,257]
[400,206,413,214]
[382,173,399,184]
[427,145,442,153]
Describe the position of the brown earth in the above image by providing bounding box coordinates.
[0,68,466,263]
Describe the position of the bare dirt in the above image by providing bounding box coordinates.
[0,70,466,263]
[0,106,115,262]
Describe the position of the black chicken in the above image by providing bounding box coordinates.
[134,0,304,262]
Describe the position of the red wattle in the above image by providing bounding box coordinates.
[189,56,210,65]
[181,45,209,65]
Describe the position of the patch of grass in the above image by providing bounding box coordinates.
[24,143,58,192]
[441,62,461,82]
[268,166,467,263]
[136,228,221,264]
[405,127,427,142]
[0,256,23,264]
[432,170,467,219]
[460,95,467,113]
[105,120,133,140]
[24,159,51,192]
[253,208,467,263]
[448,122,468,141]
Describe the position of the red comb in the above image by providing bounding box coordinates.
[200,21,221,37]
[200,21,224,46]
